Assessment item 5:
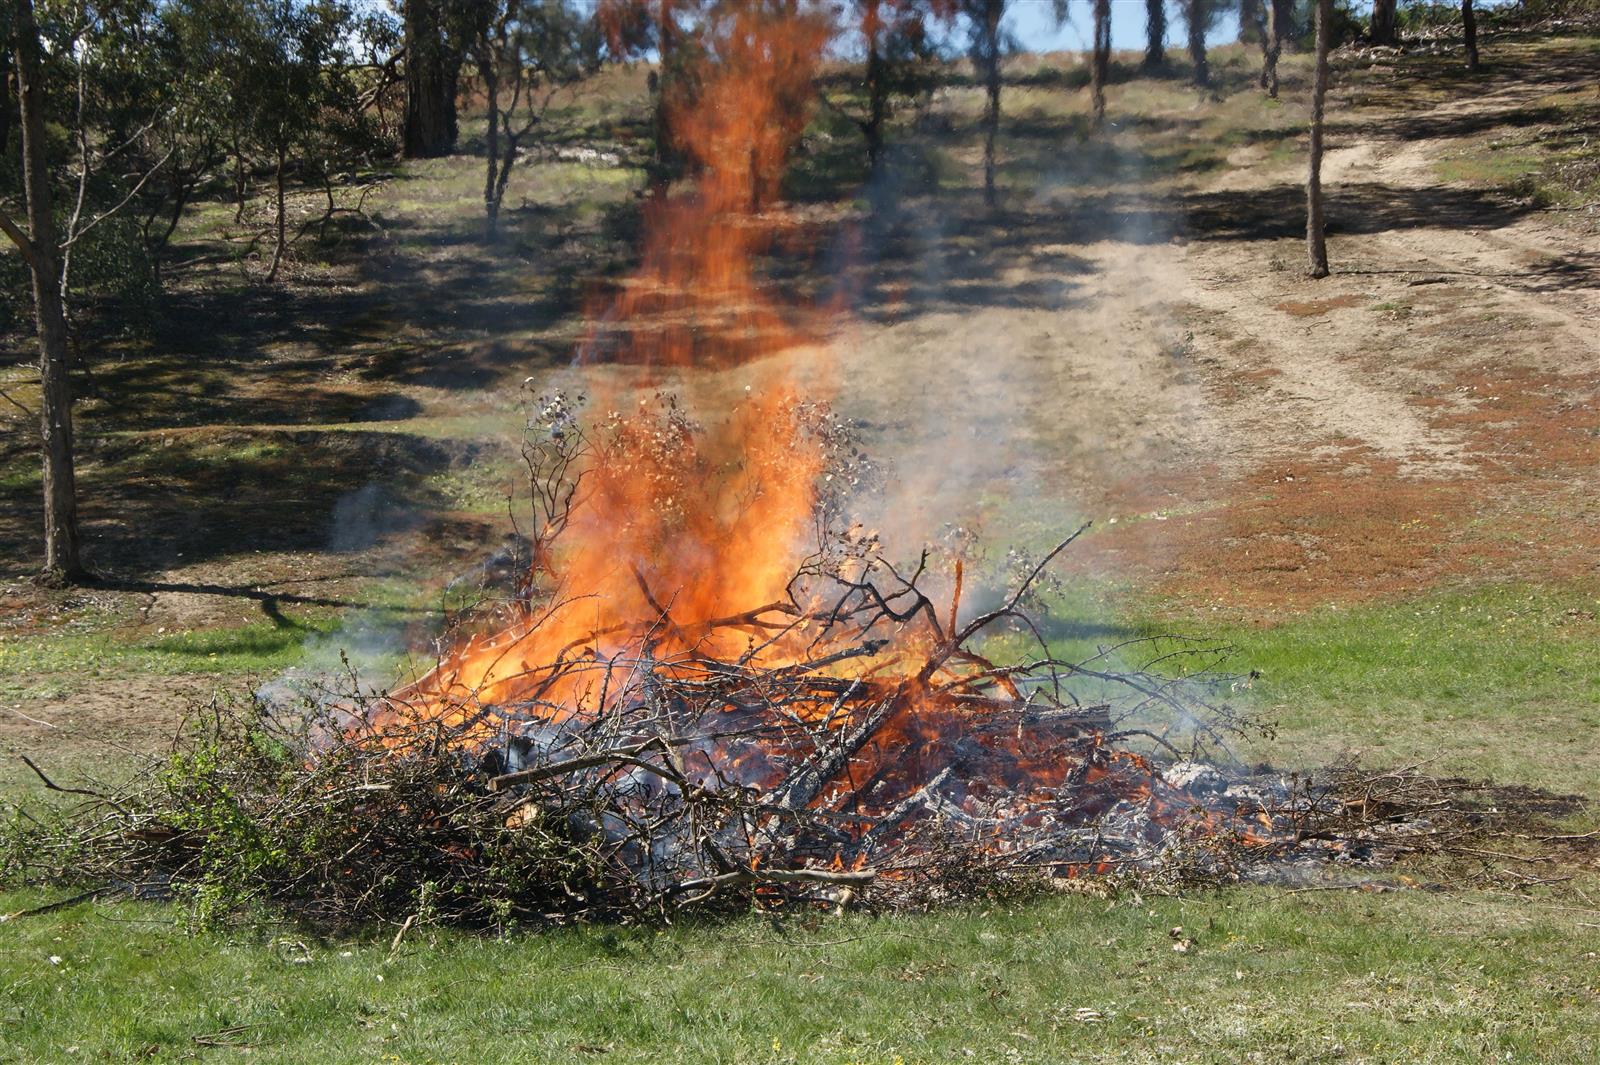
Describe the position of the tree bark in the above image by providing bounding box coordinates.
[1185,0,1209,88]
[1239,0,1263,43]
[1091,0,1110,129]
[1370,0,1397,45]
[864,29,885,174]
[974,0,1002,207]
[1461,0,1479,71]
[13,0,82,581]
[482,60,501,242]
[1306,0,1331,279]
[268,145,287,281]
[1261,0,1281,95]
[403,0,458,158]
[1143,0,1166,70]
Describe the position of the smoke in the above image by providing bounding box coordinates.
[255,482,430,713]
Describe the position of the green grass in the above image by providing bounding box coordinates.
[0,610,346,682]
[1181,584,1600,792]
[1,886,1595,1063]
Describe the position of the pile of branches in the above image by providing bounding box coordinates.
[1,536,1265,929]
[0,394,1490,929]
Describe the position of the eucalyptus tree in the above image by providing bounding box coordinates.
[2,0,80,579]
[848,0,954,176]
[402,0,465,157]
[1090,0,1110,128]
[1183,0,1209,87]
[1143,0,1166,71]
[467,0,602,242]
[0,0,211,578]
[1305,0,1331,277]
[1370,0,1396,45]
[960,0,1007,207]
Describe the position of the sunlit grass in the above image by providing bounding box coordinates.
[1,885,1594,1063]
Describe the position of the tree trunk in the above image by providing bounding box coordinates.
[1370,0,1397,45]
[1239,0,1263,43]
[232,137,248,223]
[1306,0,1331,279]
[1461,0,1479,71]
[1091,0,1110,129]
[268,145,287,281]
[14,0,82,581]
[403,0,457,158]
[0,45,12,157]
[1185,0,1209,88]
[482,63,501,243]
[1261,0,1281,95]
[864,33,885,174]
[975,0,1002,207]
[1143,0,1166,70]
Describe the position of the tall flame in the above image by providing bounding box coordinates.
[396,3,834,724]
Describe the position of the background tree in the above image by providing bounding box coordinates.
[1239,0,1263,44]
[228,0,387,280]
[0,0,222,578]
[1184,0,1209,87]
[1143,0,1166,71]
[1090,0,1111,128]
[1260,0,1286,95]
[402,0,463,157]
[2,0,80,580]
[1461,0,1479,71]
[850,0,953,176]
[1370,0,1397,45]
[961,0,1006,207]
[1306,0,1331,277]
[596,0,702,197]
[468,0,602,242]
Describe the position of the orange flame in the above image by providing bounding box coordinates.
[392,3,834,727]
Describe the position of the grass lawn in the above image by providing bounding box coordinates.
[2,886,1596,1063]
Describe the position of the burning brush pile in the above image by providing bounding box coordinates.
[0,6,1485,930]
[3,394,1457,928]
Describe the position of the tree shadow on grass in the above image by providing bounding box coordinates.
[0,428,503,582]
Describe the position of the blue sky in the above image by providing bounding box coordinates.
[1003,0,1243,53]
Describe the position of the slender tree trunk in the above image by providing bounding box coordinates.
[1239,0,1263,43]
[268,145,287,281]
[1185,0,1209,88]
[0,46,12,156]
[864,33,885,174]
[1261,0,1281,95]
[14,0,82,581]
[232,138,248,223]
[975,0,1002,207]
[647,0,677,199]
[1461,0,1479,71]
[1143,0,1166,70]
[1370,0,1397,45]
[981,48,999,207]
[1306,0,1331,278]
[402,0,457,158]
[482,64,501,243]
[1091,0,1110,129]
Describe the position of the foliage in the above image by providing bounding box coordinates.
[464,0,605,241]
[835,0,957,173]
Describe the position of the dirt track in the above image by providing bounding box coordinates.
[793,39,1600,614]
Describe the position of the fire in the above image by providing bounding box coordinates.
[390,4,835,730]
[366,2,1270,890]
